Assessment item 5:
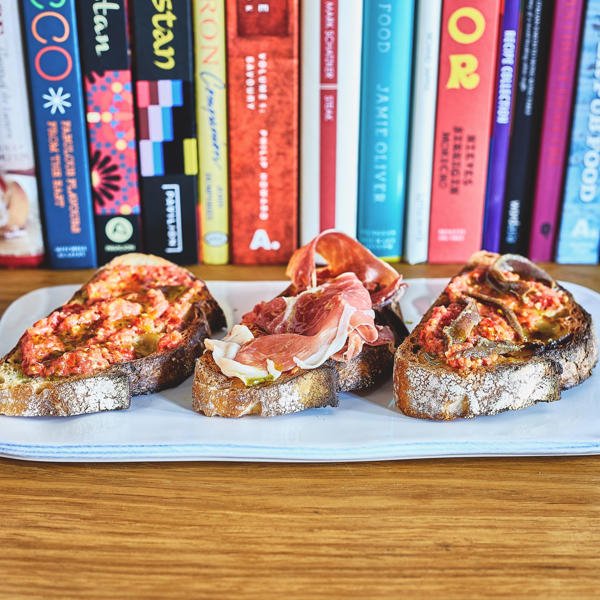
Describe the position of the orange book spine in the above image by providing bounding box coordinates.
[226,0,299,264]
[428,2,502,263]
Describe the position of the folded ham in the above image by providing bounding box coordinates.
[204,232,405,385]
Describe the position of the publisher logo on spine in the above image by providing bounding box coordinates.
[105,216,133,243]
[163,183,183,253]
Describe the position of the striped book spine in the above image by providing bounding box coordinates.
[78,0,142,264]
[21,0,97,268]
[556,0,600,263]
[130,0,199,264]
[529,0,585,261]
[357,0,415,259]
[194,0,229,264]
[404,0,442,265]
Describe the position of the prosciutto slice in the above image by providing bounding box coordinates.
[285,230,405,308]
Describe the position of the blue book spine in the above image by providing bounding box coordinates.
[21,0,97,268]
[482,0,521,253]
[357,0,415,259]
[556,0,600,264]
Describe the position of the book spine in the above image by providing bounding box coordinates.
[481,0,521,253]
[227,0,299,264]
[334,0,362,237]
[78,0,143,265]
[21,0,97,268]
[194,0,229,264]
[528,0,585,261]
[0,0,45,267]
[319,0,337,232]
[130,0,199,265]
[404,0,442,265]
[500,0,554,255]
[428,1,502,263]
[357,0,415,259]
[556,0,600,264]
[299,0,321,245]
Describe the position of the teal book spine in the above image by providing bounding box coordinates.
[357,0,415,259]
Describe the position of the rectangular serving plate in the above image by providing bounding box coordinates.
[0,279,598,462]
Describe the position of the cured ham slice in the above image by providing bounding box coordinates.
[285,230,405,308]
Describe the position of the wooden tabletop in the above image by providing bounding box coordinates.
[1,263,599,599]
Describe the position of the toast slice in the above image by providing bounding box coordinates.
[394,252,598,420]
[193,231,408,417]
[0,254,225,417]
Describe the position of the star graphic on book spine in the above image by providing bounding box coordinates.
[42,87,72,115]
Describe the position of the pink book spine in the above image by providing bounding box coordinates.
[319,0,337,230]
[528,0,585,261]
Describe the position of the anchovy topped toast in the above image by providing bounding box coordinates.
[393,252,598,420]
[0,254,225,416]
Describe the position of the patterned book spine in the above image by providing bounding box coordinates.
[357,0,414,259]
[529,0,585,261]
[227,0,299,264]
[556,0,600,264]
[428,1,502,263]
[78,0,142,264]
[194,0,229,264]
[130,0,199,264]
[299,0,321,245]
[404,0,442,265]
[500,0,554,255]
[0,0,45,267]
[319,0,337,231]
[21,0,97,268]
[481,0,521,253]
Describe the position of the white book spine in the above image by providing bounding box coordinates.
[404,0,442,264]
[300,0,321,245]
[335,0,362,238]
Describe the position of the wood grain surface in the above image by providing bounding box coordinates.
[0,264,599,600]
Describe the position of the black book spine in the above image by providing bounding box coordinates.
[500,0,554,255]
[130,0,199,264]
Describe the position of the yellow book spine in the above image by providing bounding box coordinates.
[193,0,229,264]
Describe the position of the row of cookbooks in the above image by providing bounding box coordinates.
[0,1,599,270]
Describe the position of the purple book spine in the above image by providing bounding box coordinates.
[528,0,585,261]
[481,0,521,252]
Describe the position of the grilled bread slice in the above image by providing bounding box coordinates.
[394,252,598,420]
[0,254,225,416]
[193,299,406,417]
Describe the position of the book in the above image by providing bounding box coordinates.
[0,0,44,267]
[357,0,415,259]
[404,0,442,265]
[194,0,229,264]
[130,0,199,265]
[481,0,521,253]
[78,0,142,265]
[428,1,502,263]
[21,0,97,268]
[528,0,585,261]
[556,0,600,264]
[299,0,321,245]
[500,0,554,255]
[227,0,299,264]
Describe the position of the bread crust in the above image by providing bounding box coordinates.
[393,263,598,420]
[0,254,226,417]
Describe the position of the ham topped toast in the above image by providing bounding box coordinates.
[193,231,408,417]
[0,254,225,416]
[394,252,598,420]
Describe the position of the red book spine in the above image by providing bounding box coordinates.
[528,0,585,261]
[227,0,299,264]
[319,0,337,230]
[428,1,502,263]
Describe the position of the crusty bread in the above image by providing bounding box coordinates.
[192,297,407,418]
[393,258,598,420]
[0,254,226,417]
